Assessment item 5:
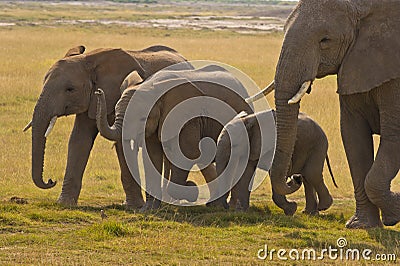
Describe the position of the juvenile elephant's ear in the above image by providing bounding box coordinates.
[246,116,261,161]
[249,111,275,162]
[64,46,86,57]
[338,9,400,95]
[120,71,143,94]
[155,78,205,143]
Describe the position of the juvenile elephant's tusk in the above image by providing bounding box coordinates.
[130,139,135,151]
[23,120,32,132]
[45,116,57,138]
[288,81,312,105]
[245,81,275,103]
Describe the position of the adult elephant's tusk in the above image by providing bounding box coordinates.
[23,120,32,132]
[245,81,275,103]
[288,80,312,105]
[45,116,57,138]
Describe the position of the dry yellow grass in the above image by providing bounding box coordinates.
[0,26,343,203]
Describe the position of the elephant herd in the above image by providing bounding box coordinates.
[25,0,400,229]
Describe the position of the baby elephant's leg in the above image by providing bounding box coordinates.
[230,160,257,211]
[302,177,318,215]
[302,153,333,211]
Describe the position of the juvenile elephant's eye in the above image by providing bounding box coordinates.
[66,87,75,93]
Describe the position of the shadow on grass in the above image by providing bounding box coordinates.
[32,200,346,229]
[117,204,309,229]
[367,228,400,249]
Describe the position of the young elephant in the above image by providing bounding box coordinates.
[96,64,254,208]
[215,110,337,214]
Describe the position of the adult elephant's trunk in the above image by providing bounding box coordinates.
[31,95,57,189]
[95,88,124,141]
[270,46,317,195]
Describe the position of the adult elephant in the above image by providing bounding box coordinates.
[95,65,253,207]
[25,45,187,208]
[247,0,400,228]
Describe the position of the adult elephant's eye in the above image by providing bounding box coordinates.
[320,37,331,50]
[320,37,330,43]
[66,87,75,93]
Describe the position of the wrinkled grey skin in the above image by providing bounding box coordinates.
[263,0,400,228]
[29,45,186,208]
[96,65,253,209]
[215,110,335,214]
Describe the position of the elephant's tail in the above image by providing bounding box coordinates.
[325,155,338,188]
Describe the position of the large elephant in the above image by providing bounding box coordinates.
[247,0,400,228]
[25,45,187,208]
[215,110,336,215]
[95,64,253,207]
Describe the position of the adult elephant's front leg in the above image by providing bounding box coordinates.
[340,96,382,228]
[365,140,400,226]
[141,133,163,210]
[58,113,98,205]
[365,84,400,226]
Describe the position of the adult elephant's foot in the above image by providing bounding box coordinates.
[317,194,333,211]
[345,204,382,229]
[380,192,400,226]
[57,195,78,206]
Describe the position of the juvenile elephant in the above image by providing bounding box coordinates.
[95,64,253,207]
[215,110,337,215]
[25,45,187,208]
[247,0,400,228]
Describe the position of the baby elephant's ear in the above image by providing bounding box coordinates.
[64,46,86,57]
[120,71,143,94]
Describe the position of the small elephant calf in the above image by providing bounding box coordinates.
[215,110,337,215]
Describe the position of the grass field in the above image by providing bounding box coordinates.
[0,1,399,265]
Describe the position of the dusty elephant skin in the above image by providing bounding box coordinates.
[96,65,253,210]
[247,0,400,228]
[27,45,187,208]
[215,110,336,215]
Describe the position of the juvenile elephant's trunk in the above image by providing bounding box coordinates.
[31,95,57,189]
[95,89,123,141]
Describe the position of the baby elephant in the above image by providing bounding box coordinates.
[215,110,337,215]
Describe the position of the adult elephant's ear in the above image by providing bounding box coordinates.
[86,49,146,119]
[338,8,400,95]
[64,46,86,57]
